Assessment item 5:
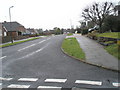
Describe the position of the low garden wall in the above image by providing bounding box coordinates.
[87,34,120,46]
[1,36,12,43]
[1,35,38,44]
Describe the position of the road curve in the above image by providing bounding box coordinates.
[1,35,119,88]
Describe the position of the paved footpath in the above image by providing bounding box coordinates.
[74,34,119,71]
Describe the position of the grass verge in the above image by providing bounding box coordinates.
[96,32,120,38]
[67,33,73,36]
[105,44,120,60]
[0,37,40,48]
[62,37,85,60]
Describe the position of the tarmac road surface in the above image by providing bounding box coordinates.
[0,35,119,89]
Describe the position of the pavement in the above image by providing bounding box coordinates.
[68,34,119,71]
[0,35,119,89]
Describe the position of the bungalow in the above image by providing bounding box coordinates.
[3,21,26,37]
[26,28,38,35]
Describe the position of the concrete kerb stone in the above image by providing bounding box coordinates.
[60,44,120,73]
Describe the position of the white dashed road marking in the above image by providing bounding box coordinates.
[45,79,67,83]
[1,76,119,88]
[18,78,38,82]
[38,40,46,44]
[0,77,13,81]
[7,84,30,88]
[18,42,50,59]
[35,48,44,53]
[18,39,48,52]
[112,82,120,87]
[0,56,7,60]
[47,38,51,40]
[38,86,62,89]
[18,44,36,51]
[75,80,102,86]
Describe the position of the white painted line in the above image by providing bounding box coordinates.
[45,79,67,83]
[0,77,13,81]
[47,38,51,40]
[38,86,62,89]
[35,48,43,53]
[75,80,102,86]
[112,82,120,87]
[38,40,46,44]
[0,56,7,60]
[7,84,30,88]
[22,48,43,58]
[18,78,38,82]
[18,43,49,59]
[18,44,36,51]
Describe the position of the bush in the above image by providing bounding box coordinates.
[81,29,88,35]
[102,15,120,32]
[87,30,98,40]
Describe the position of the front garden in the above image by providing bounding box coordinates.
[87,32,120,60]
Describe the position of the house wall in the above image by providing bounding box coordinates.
[0,29,2,36]
[7,31,18,37]
[0,25,7,37]
[2,27,7,36]
[17,26,26,33]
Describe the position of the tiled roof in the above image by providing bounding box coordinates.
[3,21,23,31]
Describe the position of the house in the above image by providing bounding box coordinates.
[26,28,38,35]
[49,30,55,34]
[36,29,43,34]
[3,21,26,37]
[24,29,31,35]
[0,23,7,37]
[34,29,39,34]
[114,2,120,16]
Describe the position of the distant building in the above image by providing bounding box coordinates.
[36,29,43,34]
[49,30,54,34]
[26,28,38,35]
[114,2,120,16]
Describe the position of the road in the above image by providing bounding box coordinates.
[0,35,119,89]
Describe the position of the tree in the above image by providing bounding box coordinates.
[102,15,120,32]
[53,27,61,35]
[82,2,114,33]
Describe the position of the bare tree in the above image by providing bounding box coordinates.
[82,2,114,32]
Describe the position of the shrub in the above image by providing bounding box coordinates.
[81,29,88,35]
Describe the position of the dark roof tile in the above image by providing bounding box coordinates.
[3,21,23,31]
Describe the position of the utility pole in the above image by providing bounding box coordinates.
[9,6,14,43]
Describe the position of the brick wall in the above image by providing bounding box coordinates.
[7,31,18,37]
[17,26,26,33]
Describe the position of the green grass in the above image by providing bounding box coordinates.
[96,32,120,38]
[104,41,114,44]
[105,44,120,60]
[67,33,73,36]
[0,37,40,48]
[62,37,85,60]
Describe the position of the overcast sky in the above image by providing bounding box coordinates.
[0,0,119,30]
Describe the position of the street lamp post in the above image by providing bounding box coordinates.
[9,6,14,43]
